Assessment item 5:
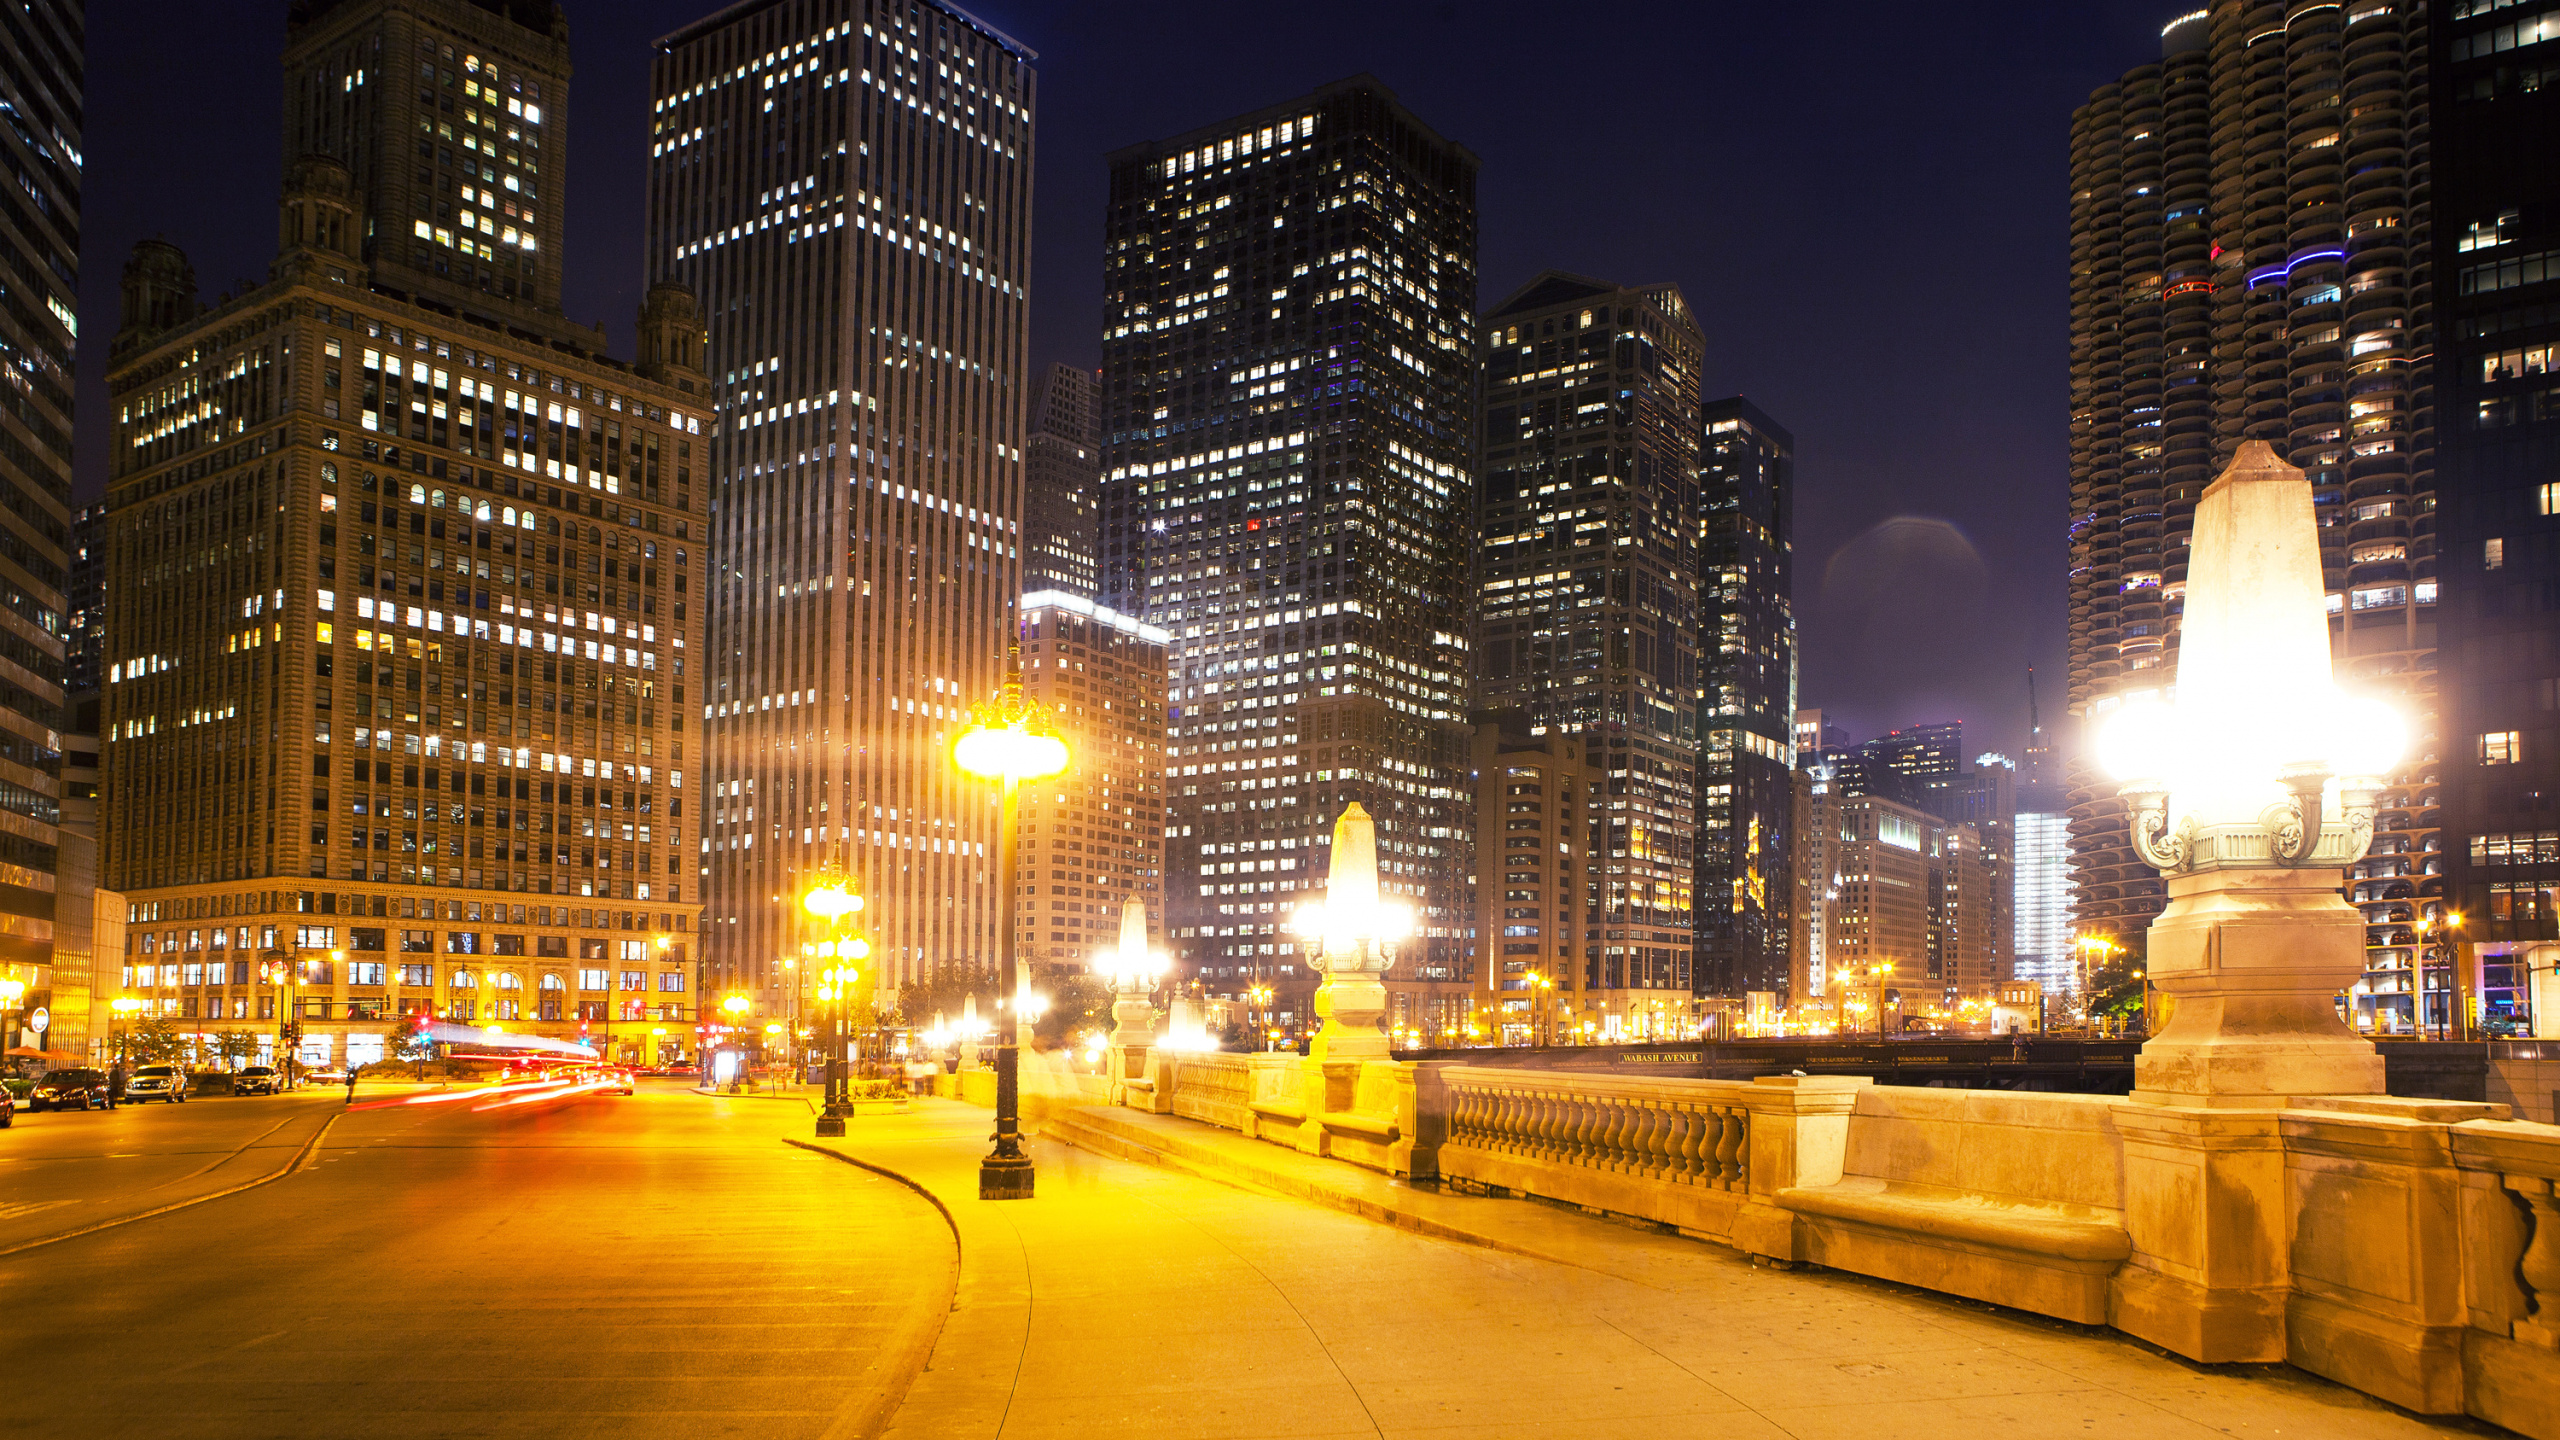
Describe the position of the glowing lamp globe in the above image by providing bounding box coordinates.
[2097,696,2182,784]
[954,720,1069,783]
[802,882,863,921]
[2329,693,2408,780]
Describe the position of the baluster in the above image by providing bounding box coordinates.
[1598,1097,1629,1172]
[2507,1172,2560,1348]
[1643,1102,1675,1180]
[1713,1104,1746,1189]
[1545,1089,1575,1166]
[1623,1101,1660,1180]
[1687,1107,1716,1184]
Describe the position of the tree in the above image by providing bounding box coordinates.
[893,963,999,1033]
[124,1016,188,1065]
[208,1030,260,1071]
[1033,973,1113,1050]
[2086,957,2149,1034]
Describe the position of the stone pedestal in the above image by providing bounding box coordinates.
[1309,964,1387,1062]
[2134,867,2384,1106]
[2110,1102,2291,1361]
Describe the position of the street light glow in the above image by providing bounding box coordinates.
[953,716,1070,783]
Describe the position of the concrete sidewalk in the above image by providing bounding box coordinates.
[801,1098,2482,1440]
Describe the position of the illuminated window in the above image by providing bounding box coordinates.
[2481,731,2523,765]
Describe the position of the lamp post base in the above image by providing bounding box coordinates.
[978,1153,1035,1200]
[814,1114,846,1137]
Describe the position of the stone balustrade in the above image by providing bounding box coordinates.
[1109,1047,2560,1437]
[1442,1066,1752,1191]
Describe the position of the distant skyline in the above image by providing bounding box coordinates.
[71,0,2188,763]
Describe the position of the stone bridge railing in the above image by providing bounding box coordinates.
[1122,1049,2560,1439]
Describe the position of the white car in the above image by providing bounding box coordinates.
[125,1064,189,1104]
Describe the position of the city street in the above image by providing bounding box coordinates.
[0,1081,953,1439]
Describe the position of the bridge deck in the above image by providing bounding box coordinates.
[810,1098,2475,1440]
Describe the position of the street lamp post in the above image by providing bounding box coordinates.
[719,992,751,1090]
[801,864,867,1137]
[2095,441,2406,1104]
[954,644,1070,1201]
[260,947,306,1086]
[110,994,143,1065]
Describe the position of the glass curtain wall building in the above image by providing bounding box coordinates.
[2067,5,2436,992]
[0,0,77,999]
[1023,362,1099,595]
[647,0,1035,1009]
[1695,397,1796,1002]
[1096,76,1478,1033]
[1473,272,1701,1033]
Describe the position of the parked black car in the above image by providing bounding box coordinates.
[27,1068,113,1112]
[233,1065,279,1096]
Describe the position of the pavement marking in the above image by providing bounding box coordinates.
[0,1199,79,1221]
[148,1112,311,1191]
[0,1107,346,1259]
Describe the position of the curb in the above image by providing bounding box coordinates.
[690,1086,817,1113]
[783,1138,963,1440]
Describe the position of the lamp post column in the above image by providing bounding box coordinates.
[980,768,1033,1199]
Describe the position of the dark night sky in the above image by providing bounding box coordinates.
[75,0,2181,763]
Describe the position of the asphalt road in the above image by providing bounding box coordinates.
[0,1088,346,1253]
[0,1081,955,1439]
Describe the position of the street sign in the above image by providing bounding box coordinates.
[27,1006,46,1035]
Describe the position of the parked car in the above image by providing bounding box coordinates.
[125,1064,189,1104]
[1,1085,13,1126]
[233,1065,279,1096]
[27,1068,113,1112]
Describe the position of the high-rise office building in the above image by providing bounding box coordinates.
[648,0,1036,1010]
[2432,1,2560,1039]
[66,505,104,723]
[2067,5,2437,979]
[2012,671,2078,997]
[283,0,574,326]
[1024,363,1099,596]
[1096,76,1479,1032]
[1815,790,2001,1014]
[1697,397,1796,1001]
[102,3,709,1070]
[1474,272,1700,1026]
[1014,590,1167,978]
[0,0,77,1040]
[1842,721,1965,811]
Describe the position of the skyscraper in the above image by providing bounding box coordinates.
[2066,5,2437,979]
[283,0,574,324]
[1014,590,1167,977]
[647,0,1036,1009]
[1474,273,1701,1025]
[1097,76,1479,1031]
[0,0,77,1030]
[2432,1,2560,1038]
[1023,363,1099,596]
[2012,672,2078,998]
[1696,398,1796,1000]
[101,1,708,1070]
